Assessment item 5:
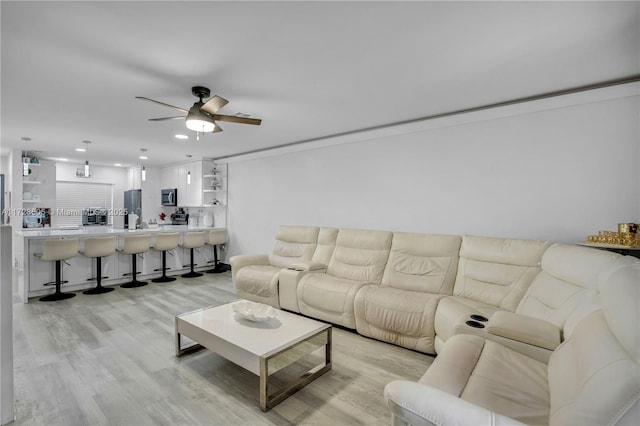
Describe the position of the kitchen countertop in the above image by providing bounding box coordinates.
[18,225,223,239]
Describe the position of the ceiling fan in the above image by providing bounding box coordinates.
[136,86,261,136]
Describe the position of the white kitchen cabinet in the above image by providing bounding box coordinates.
[182,160,202,207]
[160,159,224,210]
[127,165,142,190]
[160,165,178,191]
[176,165,187,206]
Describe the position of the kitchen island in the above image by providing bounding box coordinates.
[18,225,226,302]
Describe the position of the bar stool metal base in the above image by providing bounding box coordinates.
[40,259,76,302]
[83,286,115,295]
[206,245,226,273]
[121,253,148,288]
[121,280,148,288]
[84,256,115,296]
[182,247,203,278]
[152,275,176,283]
[206,265,226,274]
[40,292,76,302]
[153,250,176,282]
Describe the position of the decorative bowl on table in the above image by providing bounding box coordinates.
[232,301,277,322]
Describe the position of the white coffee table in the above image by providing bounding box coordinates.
[175,300,332,411]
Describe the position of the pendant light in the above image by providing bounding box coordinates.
[186,154,192,184]
[139,148,148,181]
[83,140,91,177]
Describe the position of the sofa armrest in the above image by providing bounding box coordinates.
[229,254,270,283]
[384,381,525,426]
[287,261,328,271]
[487,311,561,350]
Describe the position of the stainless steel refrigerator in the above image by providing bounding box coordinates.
[124,189,141,229]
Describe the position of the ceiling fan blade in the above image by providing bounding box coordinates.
[212,114,262,125]
[200,95,229,114]
[213,123,223,133]
[148,116,186,121]
[135,96,189,113]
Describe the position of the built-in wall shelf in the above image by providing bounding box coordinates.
[22,181,42,185]
[203,174,225,178]
[22,200,40,204]
[202,189,226,193]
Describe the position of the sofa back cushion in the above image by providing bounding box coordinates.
[268,225,319,268]
[327,229,393,283]
[312,227,339,265]
[548,262,639,425]
[453,236,551,311]
[382,232,461,294]
[516,244,621,329]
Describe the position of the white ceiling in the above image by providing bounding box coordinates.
[1,1,638,167]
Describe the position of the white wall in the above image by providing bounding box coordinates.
[55,162,127,228]
[225,88,640,257]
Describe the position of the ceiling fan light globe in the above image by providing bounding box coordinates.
[186,118,215,133]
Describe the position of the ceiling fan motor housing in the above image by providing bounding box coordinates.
[192,86,211,100]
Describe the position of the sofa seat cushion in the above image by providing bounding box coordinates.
[297,273,366,329]
[234,265,281,308]
[354,285,445,354]
[421,334,549,425]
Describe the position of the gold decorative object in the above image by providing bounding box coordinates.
[586,223,640,248]
[618,223,638,234]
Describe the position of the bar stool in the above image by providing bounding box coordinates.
[34,238,78,302]
[151,232,180,283]
[180,231,207,278]
[118,234,152,288]
[81,236,117,295]
[206,228,227,274]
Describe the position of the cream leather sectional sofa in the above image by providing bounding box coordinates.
[230,225,640,425]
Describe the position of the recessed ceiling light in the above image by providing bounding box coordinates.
[75,148,86,152]
[175,134,189,140]
[114,163,122,167]
[139,156,148,160]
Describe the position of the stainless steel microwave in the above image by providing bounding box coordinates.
[161,188,177,206]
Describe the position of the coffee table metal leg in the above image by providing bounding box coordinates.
[259,327,332,411]
[259,357,269,411]
[175,317,204,357]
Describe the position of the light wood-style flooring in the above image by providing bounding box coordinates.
[12,272,432,425]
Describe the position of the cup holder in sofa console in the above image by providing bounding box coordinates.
[466,320,485,329]
[470,314,489,322]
